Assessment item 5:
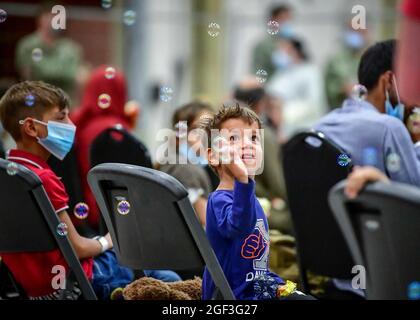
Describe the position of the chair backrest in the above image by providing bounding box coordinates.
[0,159,97,300]
[0,140,4,159]
[88,163,235,300]
[282,131,355,280]
[90,125,153,169]
[329,180,420,300]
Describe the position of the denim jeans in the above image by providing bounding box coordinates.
[143,269,182,282]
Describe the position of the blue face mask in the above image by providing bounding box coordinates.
[272,50,292,70]
[278,22,294,39]
[385,75,405,122]
[20,119,76,160]
[179,142,208,166]
[344,31,365,50]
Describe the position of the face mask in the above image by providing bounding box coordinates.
[278,22,294,39]
[385,75,405,122]
[20,119,76,160]
[272,50,292,70]
[179,142,208,166]
[344,31,365,50]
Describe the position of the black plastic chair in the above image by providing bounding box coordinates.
[90,125,153,169]
[87,163,235,300]
[329,180,420,300]
[0,158,97,300]
[0,140,4,159]
[282,131,355,294]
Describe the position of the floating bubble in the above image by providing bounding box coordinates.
[159,86,173,102]
[256,69,268,84]
[0,9,7,23]
[386,153,400,173]
[408,281,420,300]
[267,20,280,35]
[407,110,420,135]
[74,202,89,220]
[25,94,35,107]
[98,93,111,109]
[56,222,68,236]
[32,48,43,62]
[117,200,130,215]
[6,162,19,176]
[351,84,368,101]
[362,147,378,166]
[101,0,112,9]
[105,66,116,79]
[123,10,136,26]
[337,153,351,167]
[110,287,124,300]
[175,121,188,139]
[208,22,220,38]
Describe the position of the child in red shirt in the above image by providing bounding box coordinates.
[0,81,133,299]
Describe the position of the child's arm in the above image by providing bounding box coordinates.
[213,179,257,238]
[58,210,113,259]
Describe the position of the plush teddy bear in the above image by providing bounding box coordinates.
[122,276,202,300]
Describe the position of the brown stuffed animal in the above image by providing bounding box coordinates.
[123,276,202,300]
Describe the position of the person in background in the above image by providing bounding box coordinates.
[252,4,294,80]
[72,65,181,283]
[15,1,86,103]
[314,40,420,188]
[159,101,214,226]
[397,0,420,104]
[267,37,326,138]
[325,22,369,109]
[234,77,291,235]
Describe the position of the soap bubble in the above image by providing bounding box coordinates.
[117,200,130,215]
[386,153,401,173]
[351,84,368,101]
[74,202,89,220]
[6,162,19,176]
[101,0,112,9]
[32,48,43,62]
[337,153,351,167]
[98,93,111,109]
[0,9,7,23]
[256,69,268,84]
[159,86,173,102]
[208,22,220,37]
[25,94,36,107]
[56,222,68,236]
[123,10,136,26]
[267,20,280,35]
[105,66,116,79]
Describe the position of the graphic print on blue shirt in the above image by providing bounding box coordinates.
[242,219,270,282]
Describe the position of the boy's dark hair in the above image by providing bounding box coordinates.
[200,102,262,150]
[358,39,396,90]
[0,81,70,141]
[172,101,213,128]
[270,4,291,19]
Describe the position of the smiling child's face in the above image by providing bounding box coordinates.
[218,118,263,175]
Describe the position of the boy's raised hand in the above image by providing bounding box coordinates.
[226,147,249,183]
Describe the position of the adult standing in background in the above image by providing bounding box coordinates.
[397,0,420,104]
[251,4,294,80]
[324,23,369,109]
[15,2,84,103]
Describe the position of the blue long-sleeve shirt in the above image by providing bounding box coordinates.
[314,99,420,187]
[202,179,284,300]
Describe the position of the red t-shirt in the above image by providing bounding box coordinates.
[1,149,93,298]
[403,0,420,19]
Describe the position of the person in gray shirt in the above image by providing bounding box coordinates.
[314,40,420,187]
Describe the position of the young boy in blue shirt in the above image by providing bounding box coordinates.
[200,103,313,300]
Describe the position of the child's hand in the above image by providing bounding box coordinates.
[226,147,248,183]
